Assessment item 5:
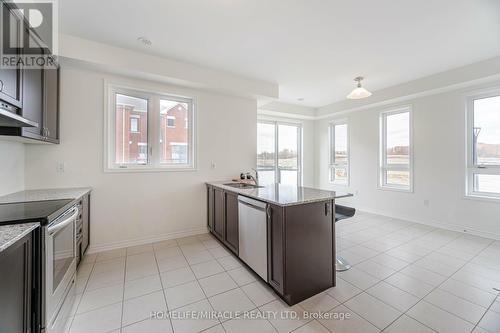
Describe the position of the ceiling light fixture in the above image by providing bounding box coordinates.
[137,36,152,46]
[346,76,372,100]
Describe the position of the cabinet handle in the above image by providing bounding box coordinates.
[0,79,3,92]
[266,205,272,219]
[325,203,331,216]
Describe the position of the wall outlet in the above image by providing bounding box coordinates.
[210,161,216,169]
[56,162,66,173]
[423,199,430,207]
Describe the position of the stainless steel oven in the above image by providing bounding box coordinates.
[44,205,78,333]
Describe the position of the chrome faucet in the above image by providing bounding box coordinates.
[250,168,259,186]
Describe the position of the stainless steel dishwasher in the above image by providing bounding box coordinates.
[237,195,268,281]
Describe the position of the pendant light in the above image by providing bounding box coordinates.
[346,76,372,100]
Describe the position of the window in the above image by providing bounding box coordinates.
[167,116,175,128]
[130,116,139,133]
[467,93,500,199]
[106,85,195,171]
[379,107,412,191]
[257,121,302,186]
[329,121,349,185]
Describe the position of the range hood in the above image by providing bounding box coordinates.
[0,102,38,128]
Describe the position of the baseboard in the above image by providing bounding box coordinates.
[356,206,500,241]
[87,226,209,254]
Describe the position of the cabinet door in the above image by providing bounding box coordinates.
[0,2,23,107]
[267,204,284,294]
[284,200,334,304]
[43,63,59,143]
[0,232,32,333]
[223,191,239,254]
[82,194,90,254]
[21,65,44,138]
[207,186,214,231]
[212,188,224,240]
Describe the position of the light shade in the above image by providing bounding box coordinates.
[346,76,372,100]
[346,87,372,99]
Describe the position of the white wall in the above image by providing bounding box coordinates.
[315,81,500,240]
[25,65,257,251]
[0,142,24,196]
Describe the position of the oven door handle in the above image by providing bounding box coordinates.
[48,207,79,235]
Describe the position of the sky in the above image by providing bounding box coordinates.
[475,95,500,145]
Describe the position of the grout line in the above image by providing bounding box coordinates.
[335,220,482,332]
[472,291,500,332]
[179,236,228,332]
[152,240,176,333]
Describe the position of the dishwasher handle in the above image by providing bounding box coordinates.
[237,195,267,211]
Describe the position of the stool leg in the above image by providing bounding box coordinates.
[336,256,351,272]
[335,226,351,272]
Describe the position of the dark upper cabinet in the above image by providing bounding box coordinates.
[0,2,59,144]
[0,2,23,108]
[213,187,224,241]
[21,65,44,139]
[0,231,33,333]
[41,63,59,143]
[224,191,239,254]
[0,67,23,108]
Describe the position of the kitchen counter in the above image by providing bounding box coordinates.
[206,181,352,206]
[0,187,92,204]
[0,222,39,252]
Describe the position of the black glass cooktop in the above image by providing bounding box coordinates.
[0,199,73,226]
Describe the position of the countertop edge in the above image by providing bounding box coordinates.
[206,181,353,207]
[0,187,92,204]
[0,222,39,253]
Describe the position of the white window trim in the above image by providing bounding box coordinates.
[256,120,303,186]
[104,82,197,173]
[465,89,500,200]
[328,119,350,186]
[378,106,414,192]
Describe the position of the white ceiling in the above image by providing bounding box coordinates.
[60,0,500,107]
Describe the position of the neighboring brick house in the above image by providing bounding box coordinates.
[115,95,188,164]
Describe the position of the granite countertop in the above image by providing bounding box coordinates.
[0,222,39,252]
[0,187,92,204]
[207,181,352,206]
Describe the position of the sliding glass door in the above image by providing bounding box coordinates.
[257,121,302,186]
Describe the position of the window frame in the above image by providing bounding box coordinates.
[328,119,350,186]
[379,106,413,192]
[256,120,303,186]
[166,116,176,128]
[105,83,197,172]
[129,116,140,133]
[466,90,500,200]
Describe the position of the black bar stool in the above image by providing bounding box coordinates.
[335,204,356,272]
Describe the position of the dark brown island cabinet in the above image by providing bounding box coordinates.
[76,192,91,266]
[0,1,60,144]
[0,228,40,333]
[206,184,336,305]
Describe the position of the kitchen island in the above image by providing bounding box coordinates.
[206,181,352,305]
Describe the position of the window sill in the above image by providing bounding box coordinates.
[464,194,500,203]
[104,166,197,173]
[377,185,413,193]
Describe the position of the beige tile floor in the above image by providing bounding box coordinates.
[67,211,500,333]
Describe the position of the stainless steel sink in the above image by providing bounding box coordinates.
[223,183,262,189]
